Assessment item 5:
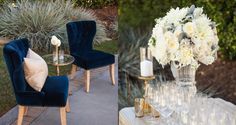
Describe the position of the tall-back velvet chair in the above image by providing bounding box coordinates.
[3,38,69,125]
[66,21,115,93]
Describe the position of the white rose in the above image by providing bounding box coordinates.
[51,35,57,45]
[56,39,61,47]
[174,25,182,38]
[51,35,61,47]
[164,31,179,53]
[183,22,196,37]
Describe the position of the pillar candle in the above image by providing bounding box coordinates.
[140,60,153,77]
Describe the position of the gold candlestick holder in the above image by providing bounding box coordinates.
[138,76,155,115]
[138,76,155,97]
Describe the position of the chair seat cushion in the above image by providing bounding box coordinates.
[73,50,115,70]
[41,76,69,107]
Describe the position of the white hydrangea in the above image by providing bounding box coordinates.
[164,31,179,54]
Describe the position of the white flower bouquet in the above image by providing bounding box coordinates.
[149,5,219,68]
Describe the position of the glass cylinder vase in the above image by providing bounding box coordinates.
[53,46,59,64]
[171,63,197,86]
[171,63,197,95]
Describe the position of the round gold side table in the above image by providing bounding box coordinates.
[43,54,75,76]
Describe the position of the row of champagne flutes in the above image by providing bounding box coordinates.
[145,82,236,125]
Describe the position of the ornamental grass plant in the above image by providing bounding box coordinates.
[0,0,109,52]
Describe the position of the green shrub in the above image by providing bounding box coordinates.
[0,0,4,4]
[119,0,236,60]
[0,0,6,4]
[0,0,109,52]
[72,0,117,8]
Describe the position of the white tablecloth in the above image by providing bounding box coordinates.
[119,98,236,125]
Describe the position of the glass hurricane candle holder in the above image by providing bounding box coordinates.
[134,98,144,118]
[59,50,64,63]
[53,51,58,63]
[140,47,153,77]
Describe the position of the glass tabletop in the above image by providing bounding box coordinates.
[43,54,75,66]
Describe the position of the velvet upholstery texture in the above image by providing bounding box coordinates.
[66,21,115,70]
[3,39,68,107]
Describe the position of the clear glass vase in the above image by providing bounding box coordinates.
[171,63,197,86]
[171,63,197,110]
[171,63,197,95]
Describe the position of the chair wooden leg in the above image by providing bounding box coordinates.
[17,105,25,125]
[65,98,70,113]
[70,64,77,79]
[109,64,115,85]
[24,106,28,116]
[85,70,90,93]
[60,107,67,125]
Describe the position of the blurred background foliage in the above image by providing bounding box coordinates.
[72,0,117,8]
[118,0,236,109]
[0,0,117,8]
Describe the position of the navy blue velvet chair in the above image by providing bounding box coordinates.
[3,39,69,125]
[66,21,115,93]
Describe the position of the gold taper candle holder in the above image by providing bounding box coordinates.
[138,76,155,97]
[138,76,155,115]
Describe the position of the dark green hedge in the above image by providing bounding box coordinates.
[119,0,236,60]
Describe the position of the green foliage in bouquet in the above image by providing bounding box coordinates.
[72,0,117,8]
[119,0,236,60]
[0,0,109,52]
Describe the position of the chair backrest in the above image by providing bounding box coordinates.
[66,21,96,56]
[3,38,29,93]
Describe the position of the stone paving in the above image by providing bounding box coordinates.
[9,61,118,125]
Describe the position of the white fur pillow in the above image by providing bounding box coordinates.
[23,49,48,92]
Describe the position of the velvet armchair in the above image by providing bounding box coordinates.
[3,38,69,125]
[66,21,115,93]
